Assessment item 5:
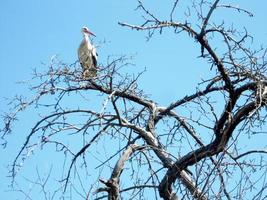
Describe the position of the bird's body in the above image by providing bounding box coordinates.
[78,27,97,79]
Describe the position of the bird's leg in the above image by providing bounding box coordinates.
[83,69,90,79]
[88,67,97,78]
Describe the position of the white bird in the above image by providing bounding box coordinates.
[78,26,98,79]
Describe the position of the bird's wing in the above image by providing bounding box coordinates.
[91,46,98,68]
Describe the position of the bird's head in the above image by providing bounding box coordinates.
[81,26,96,37]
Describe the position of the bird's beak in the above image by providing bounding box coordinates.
[85,30,96,37]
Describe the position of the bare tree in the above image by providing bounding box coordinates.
[1,0,267,199]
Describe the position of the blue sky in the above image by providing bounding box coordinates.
[0,0,267,199]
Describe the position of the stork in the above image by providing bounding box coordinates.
[78,26,98,79]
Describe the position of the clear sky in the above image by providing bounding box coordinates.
[0,0,266,199]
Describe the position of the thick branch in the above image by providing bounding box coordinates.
[159,100,258,199]
[97,144,142,200]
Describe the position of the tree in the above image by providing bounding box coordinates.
[1,0,267,199]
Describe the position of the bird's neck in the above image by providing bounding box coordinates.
[83,33,90,42]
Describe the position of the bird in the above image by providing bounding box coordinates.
[78,26,98,79]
